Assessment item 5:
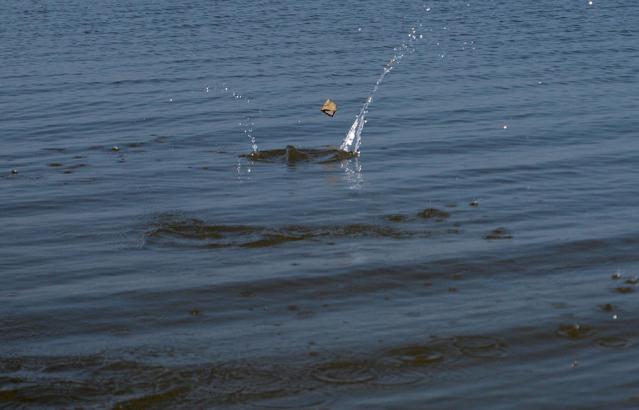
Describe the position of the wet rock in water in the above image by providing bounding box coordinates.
[556,323,595,339]
[48,162,63,167]
[244,146,356,164]
[625,276,639,284]
[417,208,450,221]
[611,271,622,280]
[485,227,512,240]
[147,219,235,240]
[286,145,310,162]
[189,308,201,316]
[111,145,120,152]
[240,233,306,248]
[469,199,480,207]
[384,214,408,223]
[146,216,416,250]
[615,286,635,294]
[600,303,615,312]
[245,148,286,161]
[10,169,18,175]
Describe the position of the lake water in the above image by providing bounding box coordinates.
[2,0,639,408]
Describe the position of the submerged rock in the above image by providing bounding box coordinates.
[599,303,615,312]
[243,146,357,164]
[417,208,450,221]
[615,286,634,294]
[485,227,512,240]
[286,145,310,161]
[384,214,408,223]
[556,323,595,339]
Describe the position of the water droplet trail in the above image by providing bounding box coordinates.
[340,26,423,153]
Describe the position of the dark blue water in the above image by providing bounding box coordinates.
[2,0,639,408]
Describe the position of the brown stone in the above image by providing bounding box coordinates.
[321,99,337,117]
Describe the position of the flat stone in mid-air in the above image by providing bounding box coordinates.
[321,99,337,117]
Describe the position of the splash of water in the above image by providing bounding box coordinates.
[340,26,421,153]
[341,157,363,190]
[218,84,259,152]
[239,117,257,153]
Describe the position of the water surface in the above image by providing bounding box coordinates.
[2,0,639,408]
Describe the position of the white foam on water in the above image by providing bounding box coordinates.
[340,26,422,153]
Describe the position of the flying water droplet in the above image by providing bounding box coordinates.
[340,26,423,153]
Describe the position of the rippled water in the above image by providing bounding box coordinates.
[2,0,639,408]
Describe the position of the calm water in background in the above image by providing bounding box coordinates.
[2,0,639,408]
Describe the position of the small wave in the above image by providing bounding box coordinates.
[312,360,377,384]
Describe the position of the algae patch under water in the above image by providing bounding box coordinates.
[143,209,467,249]
[146,219,417,249]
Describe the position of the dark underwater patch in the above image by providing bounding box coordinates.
[243,145,357,164]
[417,208,450,221]
[485,227,512,240]
[143,210,465,250]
